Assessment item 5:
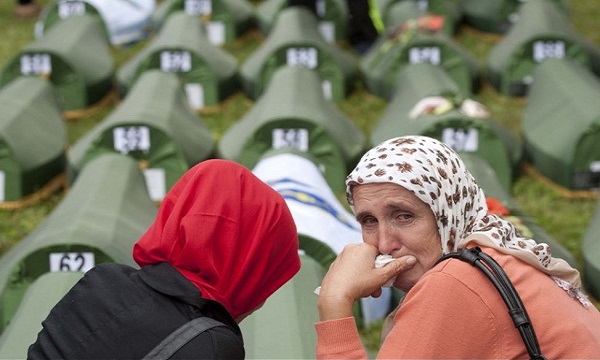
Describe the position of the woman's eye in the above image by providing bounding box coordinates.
[360,216,377,226]
[396,213,412,221]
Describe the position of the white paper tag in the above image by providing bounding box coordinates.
[207,21,225,46]
[144,168,166,201]
[0,171,5,202]
[442,128,479,152]
[185,83,205,110]
[49,252,95,272]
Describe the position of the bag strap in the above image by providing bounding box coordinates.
[435,247,547,360]
[142,316,227,360]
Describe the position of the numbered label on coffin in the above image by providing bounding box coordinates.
[409,46,441,65]
[20,54,52,76]
[442,128,479,152]
[184,0,212,15]
[49,252,95,273]
[286,47,319,69]
[160,51,192,73]
[58,1,86,18]
[272,128,309,152]
[113,126,151,154]
[533,40,565,63]
[0,171,4,202]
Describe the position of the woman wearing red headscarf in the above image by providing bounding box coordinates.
[28,159,300,359]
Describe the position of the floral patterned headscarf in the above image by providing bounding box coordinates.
[346,135,590,307]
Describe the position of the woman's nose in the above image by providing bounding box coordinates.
[377,224,399,255]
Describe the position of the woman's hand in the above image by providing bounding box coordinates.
[317,243,416,321]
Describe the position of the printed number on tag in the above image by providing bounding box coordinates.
[49,252,95,272]
[113,126,151,154]
[409,47,441,65]
[58,1,86,18]
[185,0,211,15]
[272,128,309,151]
[287,48,318,69]
[20,54,51,75]
[442,128,479,152]
[533,41,565,63]
[160,51,192,72]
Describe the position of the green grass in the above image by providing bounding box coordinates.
[0,0,599,350]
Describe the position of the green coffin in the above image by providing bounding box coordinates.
[361,13,480,99]
[582,200,600,300]
[0,77,66,204]
[378,0,462,36]
[36,0,154,46]
[460,152,578,268]
[35,0,109,44]
[255,0,349,43]
[69,70,215,201]
[0,153,157,333]
[0,15,114,113]
[460,0,567,34]
[219,66,366,194]
[240,254,323,359]
[117,11,238,109]
[151,0,255,45]
[0,272,83,359]
[522,58,600,190]
[487,0,591,97]
[371,63,521,190]
[240,6,357,101]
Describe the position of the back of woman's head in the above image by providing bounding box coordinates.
[133,159,300,318]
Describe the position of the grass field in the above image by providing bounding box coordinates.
[0,0,599,351]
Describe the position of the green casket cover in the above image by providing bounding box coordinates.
[0,272,83,359]
[371,63,521,190]
[0,14,114,112]
[0,77,66,203]
[219,66,366,194]
[379,0,462,36]
[0,153,157,332]
[240,254,322,359]
[460,0,567,34]
[116,11,238,109]
[255,0,349,43]
[522,58,600,190]
[361,14,480,100]
[35,0,154,46]
[487,0,591,97]
[69,70,215,200]
[151,0,255,45]
[240,6,357,101]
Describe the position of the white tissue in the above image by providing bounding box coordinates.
[375,254,397,287]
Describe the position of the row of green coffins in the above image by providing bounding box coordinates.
[2,56,598,212]
[3,0,600,117]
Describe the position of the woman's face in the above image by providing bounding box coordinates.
[352,182,442,291]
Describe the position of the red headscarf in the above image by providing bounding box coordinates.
[133,159,300,319]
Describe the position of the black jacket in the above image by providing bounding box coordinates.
[27,262,244,359]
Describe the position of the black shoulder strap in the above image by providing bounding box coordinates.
[143,317,227,360]
[435,247,547,360]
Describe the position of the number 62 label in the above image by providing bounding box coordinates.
[49,252,95,273]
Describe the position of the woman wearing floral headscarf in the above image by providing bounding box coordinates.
[28,159,300,359]
[315,136,600,359]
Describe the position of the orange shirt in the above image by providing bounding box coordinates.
[316,246,600,359]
